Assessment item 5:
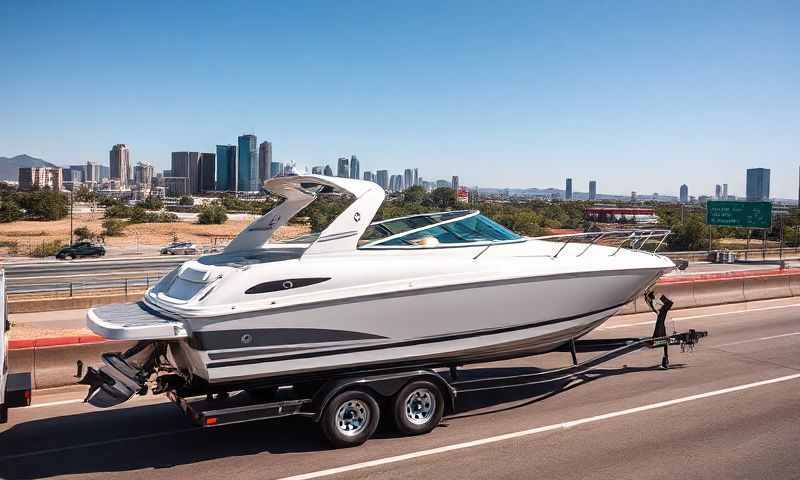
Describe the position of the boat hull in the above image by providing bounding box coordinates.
[171,267,665,384]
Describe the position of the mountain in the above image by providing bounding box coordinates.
[0,154,59,181]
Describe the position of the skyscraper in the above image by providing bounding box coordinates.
[258,141,272,184]
[171,152,202,194]
[133,162,154,186]
[85,161,100,184]
[363,171,374,182]
[215,145,237,191]
[337,157,349,178]
[238,134,259,191]
[349,155,360,180]
[270,162,284,178]
[311,166,323,175]
[680,184,689,203]
[452,176,459,192]
[715,184,722,199]
[199,153,216,192]
[404,169,413,190]
[746,168,770,201]
[323,165,333,176]
[109,144,131,186]
[413,168,419,187]
[376,170,388,190]
[565,178,573,200]
[589,180,597,200]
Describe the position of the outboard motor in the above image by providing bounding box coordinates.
[79,341,158,408]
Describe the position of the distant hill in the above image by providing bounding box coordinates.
[0,154,58,181]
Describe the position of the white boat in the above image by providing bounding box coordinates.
[82,174,674,408]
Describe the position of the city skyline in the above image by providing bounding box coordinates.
[2,2,797,198]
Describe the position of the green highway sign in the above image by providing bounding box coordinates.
[706,201,772,229]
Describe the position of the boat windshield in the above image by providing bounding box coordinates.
[360,211,522,248]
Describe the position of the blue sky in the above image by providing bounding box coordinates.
[1,0,798,197]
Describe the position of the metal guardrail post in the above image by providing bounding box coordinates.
[124,279,128,296]
[69,282,73,297]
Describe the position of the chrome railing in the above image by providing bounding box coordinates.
[534,229,671,258]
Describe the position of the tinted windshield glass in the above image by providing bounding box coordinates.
[360,211,471,245]
[370,214,521,247]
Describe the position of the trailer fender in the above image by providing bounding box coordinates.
[311,370,455,422]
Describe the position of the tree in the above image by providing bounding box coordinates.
[104,203,132,218]
[402,186,426,204]
[19,188,68,220]
[0,201,23,223]
[429,187,457,209]
[73,226,94,241]
[179,195,195,206]
[102,218,126,236]
[197,202,227,224]
[667,214,712,251]
[73,184,96,202]
[139,195,164,210]
[128,206,149,224]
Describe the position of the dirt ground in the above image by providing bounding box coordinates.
[0,213,310,256]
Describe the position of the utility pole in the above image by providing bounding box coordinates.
[69,191,74,245]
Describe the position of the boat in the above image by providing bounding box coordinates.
[81,174,675,408]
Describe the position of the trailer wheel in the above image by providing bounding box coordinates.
[320,390,380,448]
[392,380,444,436]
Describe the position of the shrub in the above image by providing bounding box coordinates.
[139,195,164,210]
[179,195,195,206]
[129,206,178,224]
[31,240,65,257]
[197,202,227,224]
[0,201,23,223]
[104,204,132,218]
[0,240,18,254]
[73,226,94,241]
[102,218,126,236]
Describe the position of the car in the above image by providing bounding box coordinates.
[55,242,106,260]
[160,242,198,255]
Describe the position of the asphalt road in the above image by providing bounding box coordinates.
[1,297,799,479]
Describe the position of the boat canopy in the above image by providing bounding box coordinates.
[224,174,386,256]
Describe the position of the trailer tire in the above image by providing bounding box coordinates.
[392,380,444,436]
[320,390,380,448]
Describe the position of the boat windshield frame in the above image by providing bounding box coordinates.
[359,210,526,250]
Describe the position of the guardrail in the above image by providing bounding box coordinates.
[6,273,166,296]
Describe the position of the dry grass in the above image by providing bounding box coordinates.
[0,213,310,256]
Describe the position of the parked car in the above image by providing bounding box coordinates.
[160,242,198,255]
[55,242,106,260]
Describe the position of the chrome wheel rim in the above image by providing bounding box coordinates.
[335,399,370,436]
[405,388,436,425]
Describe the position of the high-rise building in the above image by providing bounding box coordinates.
[390,174,404,192]
[680,184,689,203]
[376,170,388,190]
[349,155,360,180]
[109,144,131,186]
[67,165,85,183]
[171,152,202,194]
[746,168,770,201]
[199,153,216,192]
[215,145,237,191]
[18,167,63,191]
[452,176,459,192]
[413,168,419,187]
[337,157,349,178]
[85,161,101,183]
[270,162,284,178]
[404,169,413,190]
[715,184,722,199]
[259,141,272,183]
[311,166,323,175]
[164,177,191,197]
[565,178,573,200]
[589,180,597,200]
[722,183,728,200]
[133,162,154,186]
[323,165,333,176]
[631,191,638,202]
[237,134,259,191]
[437,179,450,189]
[99,165,110,180]
[363,171,374,182]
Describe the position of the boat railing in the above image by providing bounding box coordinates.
[533,229,671,258]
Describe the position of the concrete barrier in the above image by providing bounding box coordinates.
[742,275,793,302]
[690,278,746,307]
[33,340,136,389]
[8,292,145,314]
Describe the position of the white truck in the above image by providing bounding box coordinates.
[0,269,32,423]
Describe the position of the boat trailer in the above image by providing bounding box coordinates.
[168,294,707,447]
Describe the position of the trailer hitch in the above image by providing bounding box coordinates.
[644,292,708,368]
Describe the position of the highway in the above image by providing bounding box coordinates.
[1,297,798,479]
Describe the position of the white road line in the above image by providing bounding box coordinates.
[711,332,800,348]
[26,399,84,409]
[601,303,800,330]
[278,373,800,480]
